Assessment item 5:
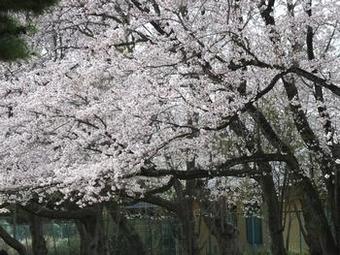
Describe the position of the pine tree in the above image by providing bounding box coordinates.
[0,0,58,61]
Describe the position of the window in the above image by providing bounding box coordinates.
[246,217,263,246]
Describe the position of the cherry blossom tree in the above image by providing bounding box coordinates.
[0,1,340,255]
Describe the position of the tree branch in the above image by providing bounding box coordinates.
[130,153,288,180]
[21,203,97,220]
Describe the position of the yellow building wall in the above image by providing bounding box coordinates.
[194,200,310,255]
[283,202,309,254]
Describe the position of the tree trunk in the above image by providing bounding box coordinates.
[332,144,340,249]
[300,178,339,255]
[29,215,47,255]
[215,223,240,255]
[230,117,286,255]
[204,215,240,255]
[177,198,200,255]
[292,203,322,255]
[76,210,108,255]
[199,197,240,255]
[109,207,146,255]
[260,174,287,255]
[301,216,323,255]
[247,104,338,255]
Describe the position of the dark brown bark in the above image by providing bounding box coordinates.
[22,203,98,220]
[260,174,286,255]
[282,76,339,254]
[76,208,108,255]
[305,2,340,244]
[206,219,240,255]
[296,205,323,255]
[141,179,201,255]
[0,225,27,255]
[177,198,200,255]
[258,2,339,252]
[137,153,289,179]
[230,118,286,255]
[247,104,338,254]
[29,215,48,255]
[298,179,338,255]
[332,144,340,248]
[202,199,240,255]
[108,206,146,255]
[173,173,200,255]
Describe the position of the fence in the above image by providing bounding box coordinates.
[0,210,309,255]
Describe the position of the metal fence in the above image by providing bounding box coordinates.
[0,210,309,255]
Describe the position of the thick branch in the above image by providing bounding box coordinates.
[0,225,27,255]
[133,153,288,180]
[21,203,97,220]
[143,177,176,197]
[290,67,340,97]
[139,196,176,213]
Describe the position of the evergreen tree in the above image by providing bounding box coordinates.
[0,0,58,61]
